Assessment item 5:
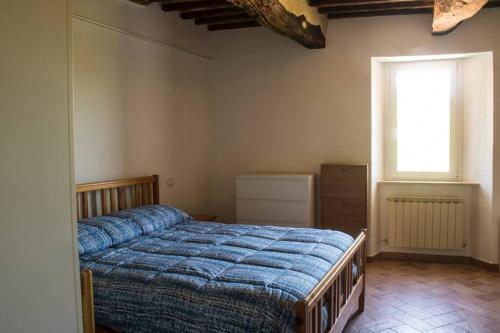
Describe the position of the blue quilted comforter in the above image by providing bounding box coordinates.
[78,205,354,333]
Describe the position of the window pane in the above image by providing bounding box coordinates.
[396,67,451,173]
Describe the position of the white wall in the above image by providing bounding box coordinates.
[372,53,493,262]
[74,0,212,57]
[377,183,475,256]
[370,59,385,254]
[462,53,494,262]
[71,2,500,263]
[0,1,80,332]
[73,0,213,213]
[206,9,500,263]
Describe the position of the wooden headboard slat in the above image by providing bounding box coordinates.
[110,188,117,212]
[101,189,108,215]
[76,175,158,193]
[76,175,159,220]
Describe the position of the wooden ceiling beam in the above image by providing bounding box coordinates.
[130,0,327,48]
[180,7,244,20]
[319,0,434,13]
[129,0,500,47]
[328,7,432,18]
[227,0,328,48]
[161,0,231,12]
[207,20,260,30]
[432,0,487,34]
[195,13,254,25]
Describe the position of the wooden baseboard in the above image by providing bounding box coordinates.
[368,252,499,271]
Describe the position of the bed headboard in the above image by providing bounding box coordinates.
[76,175,159,220]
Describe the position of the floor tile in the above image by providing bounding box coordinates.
[344,260,500,333]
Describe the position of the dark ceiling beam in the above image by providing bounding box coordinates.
[328,7,432,18]
[321,0,500,17]
[319,0,433,13]
[311,0,374,7]
[180,7,244,20]
[195,13,253,25]
[486,0,500,7]
[129,0,162,4]
[485,0,500,7]
[130,0,500,47]
[161,0,230,12]
[207,20,260,31]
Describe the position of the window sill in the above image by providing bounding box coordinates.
[378,180,479,186]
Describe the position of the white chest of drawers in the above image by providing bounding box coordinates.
[236,174,315,228]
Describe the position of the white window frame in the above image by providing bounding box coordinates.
[384,59,462,181]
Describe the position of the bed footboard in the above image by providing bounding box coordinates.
[295,229,366,333]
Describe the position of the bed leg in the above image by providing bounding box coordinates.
[358,288,365,313]
[295,300,307,333]
[81,270,95,333]
[358,237,366,313]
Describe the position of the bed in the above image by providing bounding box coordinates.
[77,175,366,333]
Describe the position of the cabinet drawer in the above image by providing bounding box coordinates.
[237,200,312,224]
[321,165,367,198]
[237,178,311,201]
[321,198,366,229]
[237,219,313,228]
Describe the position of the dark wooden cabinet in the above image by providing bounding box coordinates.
[320,164,368,236]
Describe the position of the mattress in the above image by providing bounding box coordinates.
[79,207,354,333]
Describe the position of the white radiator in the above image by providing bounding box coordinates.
[387,196,464,250]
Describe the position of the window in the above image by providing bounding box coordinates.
[385,60,461,181]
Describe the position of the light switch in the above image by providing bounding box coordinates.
[166,178,174,187]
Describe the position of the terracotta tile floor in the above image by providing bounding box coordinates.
[344,260,500,333]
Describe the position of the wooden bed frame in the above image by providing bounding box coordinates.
[77,175,366,333]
